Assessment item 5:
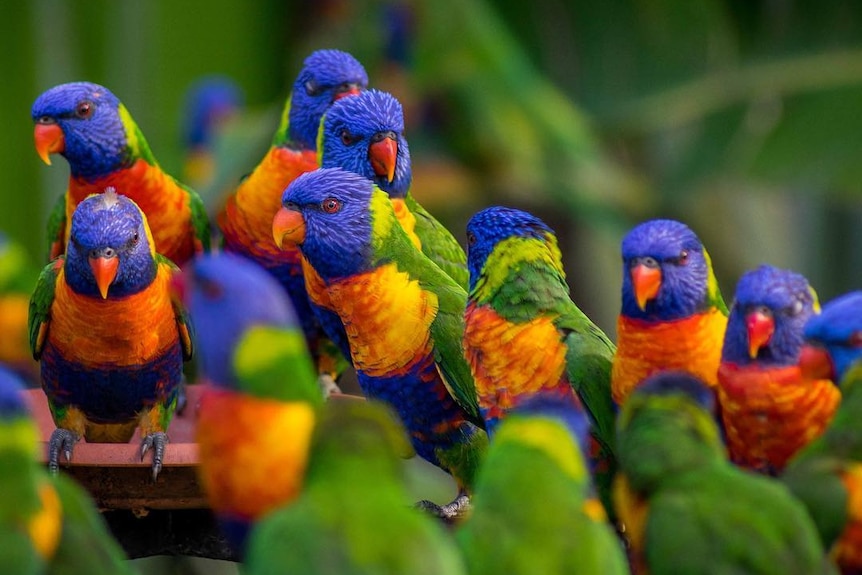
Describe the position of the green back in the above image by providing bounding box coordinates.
[404,193,469,290]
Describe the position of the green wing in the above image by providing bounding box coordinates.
[178,180,212,253]
[49,475,135,575]
[157,255,194,361]
[28,259,62,360]
[44,194,67,261]
[405,194,469,290]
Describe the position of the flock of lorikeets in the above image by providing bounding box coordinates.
[0,47,861,574]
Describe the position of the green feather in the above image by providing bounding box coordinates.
[28,259,61,360]
[404,194,469,290]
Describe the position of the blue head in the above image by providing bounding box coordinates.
[801,291,862,383]
[65,189,156,300]
[32,82,131,180]
[275,167,377,281]
[182,76,244,149]
[465,206,556,293]
[722,265,818,367]
[620,219,721,321]
[287,49,368,150]
[178,253,298,388]
[0,365,28,422]
[633,370,717,414]
[320,89,411,198]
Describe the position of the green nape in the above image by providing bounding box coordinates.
[118,104,157,167]
[272,95,293,148]
[494,417,588,486]
[232,325,322,406]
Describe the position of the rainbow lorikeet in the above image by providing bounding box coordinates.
[174,253,323,556]
[614,371,834,575]
[456,394,629,575]
[0,232,40,385]
[31,81,210,266]
[611,219,728,406]
[244,399,468,575]
[462,206,618,518]
[180,75,245,195]
[319,88,469,289]
[717,265,839,474]
[0,365,134,575]
[783,291,862,574]
[28,190,193,479]
[217,49,367,389]
[272,167,487,519]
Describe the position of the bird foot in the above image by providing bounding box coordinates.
[318,374,342,399]
[141,431,169,481]
[415,493,471,523]
[47,428,80,476]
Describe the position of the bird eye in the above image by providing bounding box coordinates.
[340,128,358,146]
[677,250,689,265]
[199,278,222,300]
[321,198,341,214]
[305,80,321,96]
[850,331,862,347]
[787,298,804,316]
[75,101,94,119]
[128,231,140,248]
[467,232,477,246]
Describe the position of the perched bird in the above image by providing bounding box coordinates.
[717,265,839,474]
[0,232,40,384]
[456,394,629,575]
[319,88,468,289]
[244,399,467,575]
[180,75,245,193]
[611,219,728,405]
[273,167,487,519]
[614,371,833,575]
[175,253,322,556]
[217,49,367,388]
[463,206,618,517]
[32,81,210,265]
[783,291,862,573]
[28,189,192,479]
[0,365,135,575]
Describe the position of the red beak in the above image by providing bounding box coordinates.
[272,207,306,249]
[89,256,119,299]
[369,136,398,184]
[631,264,661,311]
[798,344,835,381]
[746,309,775,359]
[34,123,65,165]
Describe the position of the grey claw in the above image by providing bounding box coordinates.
[317,374,342,399]
[141,432,169,481]
[415,493,471,522]
[48,428,80,476]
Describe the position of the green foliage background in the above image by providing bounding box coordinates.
[3,0,862,333]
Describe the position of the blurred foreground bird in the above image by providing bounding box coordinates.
[717,265,839,474]
[0,365,135,574]
[28,190,192,479]
[320,88,468,289]
[615,371,834,574]
[217,49,367,390]
[31,81,210,265]
[0,232,40,384]
[463,206,618,517]
[783,291,862,573]
[273,167,487,519]
[175,253,322,556]
[456,394,629,575]
[244,399,467,575]
[611,219,728,405]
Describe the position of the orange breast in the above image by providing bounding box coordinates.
[717,363,840,472]
[612,309,727,405]
[326,264,436,376]
[67,160,196,264]
[196,386,315,519]
[217,146,317,260]
[464,303,568,415]
[49,265,179,366]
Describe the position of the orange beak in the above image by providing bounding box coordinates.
[89,256,119,300]
[272,207,306,250]
[369,136,398,183]
[34,123,65,165]
[631,264,661,311]
[798,344,834,381]
[745,309,775,359]
[334,84,362,101]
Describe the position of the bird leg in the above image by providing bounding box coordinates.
[47,428,80,476]
[141,432,169,481]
